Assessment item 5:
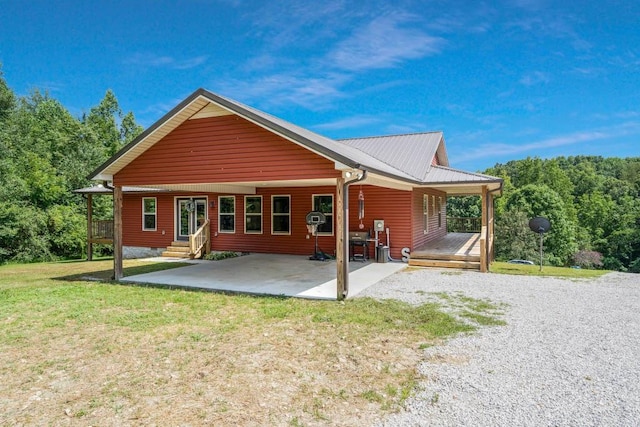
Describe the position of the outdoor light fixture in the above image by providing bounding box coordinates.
[343,170,364,179]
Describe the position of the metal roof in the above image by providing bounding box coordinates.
[338,132,446,181]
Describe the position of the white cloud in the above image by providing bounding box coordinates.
[247,0,350,48]
[125,53,208,70]
[454,122,640,163]
[215,72,351,110]
[314,115,382,131]
[520,71,550,86]
[328,12,445,71]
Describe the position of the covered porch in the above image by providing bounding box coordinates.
[412,177,500,272]
[410,233,481,270]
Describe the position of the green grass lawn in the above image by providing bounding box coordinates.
[490,261,609,278]
[0,259,501,426]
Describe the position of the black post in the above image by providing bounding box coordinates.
[539,230,543,272]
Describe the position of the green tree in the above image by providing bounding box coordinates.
[0,77,142,263]
[504,184,577,265]
[495,208,538,261]
[0,65,15,121]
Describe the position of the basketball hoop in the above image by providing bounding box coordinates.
[306,223,318,235]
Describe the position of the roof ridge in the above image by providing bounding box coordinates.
[337,131,442,141]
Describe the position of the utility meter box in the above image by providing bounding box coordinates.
[374,220,385,232]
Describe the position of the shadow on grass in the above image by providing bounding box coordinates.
[56,262,194,282]
[53,260,293,299]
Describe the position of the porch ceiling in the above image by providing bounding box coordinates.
[130,178,339,194]
[425,182,503,195]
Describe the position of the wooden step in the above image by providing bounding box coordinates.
[410,253,481,262]
[170,241,190,247]
[165,245,190,253]
[161,250,192,258]
[162,242,193,258]
[409,258,481,270]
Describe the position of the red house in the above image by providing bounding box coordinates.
[87,89,502,299]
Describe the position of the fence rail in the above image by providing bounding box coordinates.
[447,217,481,233]
[91,220,114,240]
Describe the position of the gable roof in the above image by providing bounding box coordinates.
[89,88,502,193]
[90,88,415,183]
[338,132,449,182]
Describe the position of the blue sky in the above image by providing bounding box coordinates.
[1,0,639,171]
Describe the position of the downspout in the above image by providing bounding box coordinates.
[341,169,367,299]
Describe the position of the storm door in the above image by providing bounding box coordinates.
[176,198,207,241]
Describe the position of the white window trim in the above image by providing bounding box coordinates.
[271,195,291,235]
[423,194,429,234]
[438,196,443,228]
[218,195,236,234]
[244,195,263,235]
[142,197,157,231]
[311,194,334,236]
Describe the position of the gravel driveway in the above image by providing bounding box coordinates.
[358,269,640,426]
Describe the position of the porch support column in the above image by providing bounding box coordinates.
[113,185,124,280]
[489,192,495,265]
[87,193,93,261]
[480,185,489,272]
[336,177,346,300]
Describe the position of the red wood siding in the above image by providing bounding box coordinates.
[411,188,447,250]
[123,193,180,249]
[211,185,413,259]
[114,115,339,186]
[121,186,415,259]
[347,186,412,259]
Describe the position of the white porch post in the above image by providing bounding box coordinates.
[336,177,346,300]
[113,185,123,280]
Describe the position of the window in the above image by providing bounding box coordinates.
[219,196,235,233]
[142,197,157,231]
[245,196,262,234]
[423,194,429,234]
[272,195,291,234]
[438,196,443,228]
[312,194,333,235]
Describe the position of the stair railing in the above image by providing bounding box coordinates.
[189,219,210,258]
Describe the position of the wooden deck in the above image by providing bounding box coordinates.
[409,233,481,270]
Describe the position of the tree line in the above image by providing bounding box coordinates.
[0,68,142,263]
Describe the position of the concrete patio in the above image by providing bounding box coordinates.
[124,253,406,300]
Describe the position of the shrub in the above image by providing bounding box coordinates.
[573,250,604,269]
[203,251,239,261]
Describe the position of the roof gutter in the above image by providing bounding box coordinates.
[340,169,367,300]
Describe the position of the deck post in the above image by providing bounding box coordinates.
[113,185,124,280]
[336,177,346,300]
[87,193,93,261]
[481,185,489,272]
